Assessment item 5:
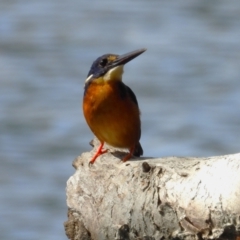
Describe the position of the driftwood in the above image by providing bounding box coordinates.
[64,139,240,240]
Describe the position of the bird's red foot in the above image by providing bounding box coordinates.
[89,142,108,165]
[122,146,134,162]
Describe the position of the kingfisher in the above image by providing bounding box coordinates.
[83,48,146,164]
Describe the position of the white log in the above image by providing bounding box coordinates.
[64,140,240,240]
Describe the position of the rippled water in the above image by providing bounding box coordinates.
[1,1,240,239]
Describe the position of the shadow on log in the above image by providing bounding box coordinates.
[64,139,240,240]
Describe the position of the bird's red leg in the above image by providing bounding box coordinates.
[89,142,108,164]
[122,146,134,162]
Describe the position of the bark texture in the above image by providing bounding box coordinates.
[65,140,240,240]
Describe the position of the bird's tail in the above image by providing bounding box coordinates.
[133,142,143,157]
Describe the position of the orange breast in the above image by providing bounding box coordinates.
[83,81,141,149]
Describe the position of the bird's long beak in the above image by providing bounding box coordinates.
[102,48,146,82]
[111,48,147,68]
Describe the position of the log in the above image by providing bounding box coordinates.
[64,139,240,240]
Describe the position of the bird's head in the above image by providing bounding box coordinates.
[85,48,146,86]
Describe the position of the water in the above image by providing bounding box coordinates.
[1,1,240,239]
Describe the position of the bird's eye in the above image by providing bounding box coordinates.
[99,58,108,67]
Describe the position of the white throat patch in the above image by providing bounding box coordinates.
[103,65,124,82]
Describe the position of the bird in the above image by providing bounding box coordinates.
[83,48,146,164]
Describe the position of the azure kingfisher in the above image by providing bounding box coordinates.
[83,48,146,164]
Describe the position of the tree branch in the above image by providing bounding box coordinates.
[64,139,240,240]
